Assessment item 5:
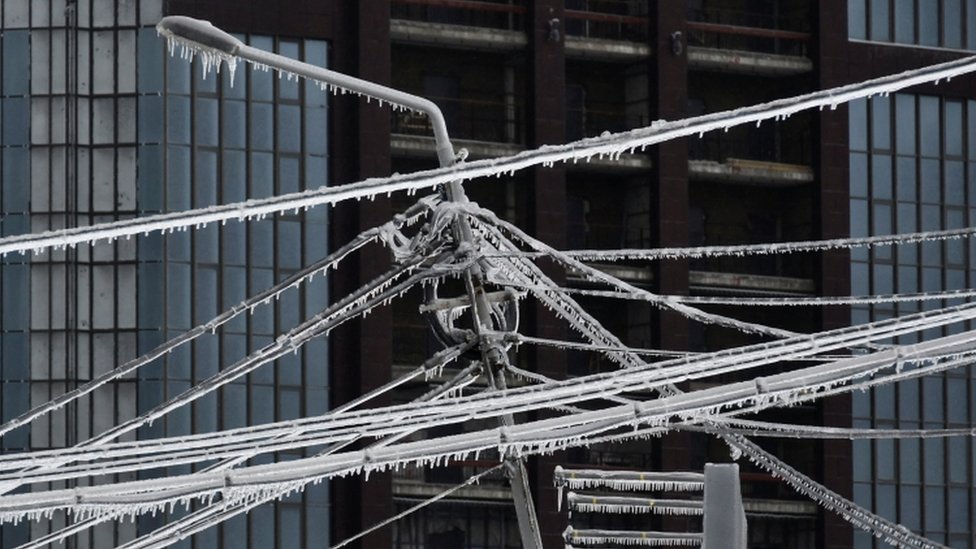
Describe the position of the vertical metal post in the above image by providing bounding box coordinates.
[703,463,748,549]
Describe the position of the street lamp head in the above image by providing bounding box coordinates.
[156,16,242,56]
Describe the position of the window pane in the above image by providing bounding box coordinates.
[870,0,891,41]
[872,154,893,198]
[850,98,868,151]
[849,0,867,39]
[920,96,941,157]
[896,157,917,201]
[945,100,964,157]
[871,96,892,150]
[919,5,939,45]
[944,0,963,48]
[851,153,869,197]
[894,0,916,43]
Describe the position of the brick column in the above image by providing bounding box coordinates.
[528,1,567,546]
[816,2,853,547]
[649,1,691,485]
[330,1,394,547]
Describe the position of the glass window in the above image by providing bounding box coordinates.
[871,96,892,151]
[894,0,917,43]
[2,31,30,96]
[919,5,940,46]
[849,0,868,39]
[900,485,922,531]
[945,100,964,157]
[872,154,893,198]
[851,153,869,197]
[870,0,891,41]
[920,97,941,157]
[944,0,964,48]
[850,99,869,151]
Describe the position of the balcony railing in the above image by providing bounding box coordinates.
[565,0,648,42]
[394,459,508,487]
[686,7,811,57]
[565,107,647,141]
[391,0,526,31]
[392,95,523,144]
[688,124,812,166]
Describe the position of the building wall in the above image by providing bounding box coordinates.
[0,0,332,547]
[846,1,976,547]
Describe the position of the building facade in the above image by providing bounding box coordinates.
[0,0,975,548]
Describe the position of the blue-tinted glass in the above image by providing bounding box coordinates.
[896,157,917,201]
[222,223,246,266]
[223,515,248,547]
[947,437,967,483]
[194,335,219,381]
[921,158,941,202]
[222,266,247,332]
[944,0,963,48]
[305,107,328,155]
[166,48,191,95]
[923,376,945,423]
[919,5,939,45]
[222,383,247,429]
[969,0,976,50]
[222,100,247,149]
[166,146,191,212]
[166,96,191,145]
[138,263,164,329]
[945,160,965,204]
[850,99,869,151]
[250,102,274,151]
[251,506,275,549]
[870,0,891,40]
[279,41,301,100]
[900,377,921,420]
[138,95,164,144]
[876,483,897,521]
[852,263,870,295]
[137,28,164,93]
[900,485,921,531]
[305,220,328,262]
[900,437,921,483]
[872,202,892,234]
[851,198,869,237]
[871,96,891,150]
[194,267,218,325]
[137,145,164,212]
[2,97,30,145]
[920,96,941,157]
[305,156,329,190]
[872,155,893,199]
[946,377,968,423]
[949,488,969,532]
[279,221,301,269]
[250,37,275,101]
[2,31,30,96]
[305,340,328,387]
[875,439,895,479]
[924,486,945,532]
[280,156,300,196]
[3,149,30,213]
[922,266,943,293]
[875,381,896,419]
[280,506,302,549]
[945,100,964,157]
[222,150,247,201]
[895,94,916,154]
[195,97,219,147]
[894,0,916,43]
[2,266,28,332]
[278,105,302,153]
[252,220,274,268]
[222,35,248,100]
[851,153,869,197]
[250,270,275,332]
[278,289,300,335]
[250,153,274,198]
[251,384,275,424]
[873,263,894,295]
[193,392,217,433]
[280,388,301,421]
[849,0,867,39]
[970,101,976,159]
[167,263,191,330]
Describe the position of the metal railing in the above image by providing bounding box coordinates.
[687,6,811,57]
[393,95,523,144]
[565,107,648,141]
[688,123,813,166]
[564,0,648,41]
[391,0,526,31]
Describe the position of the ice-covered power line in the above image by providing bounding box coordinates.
[0,56,972,257]
[681,420,976,440]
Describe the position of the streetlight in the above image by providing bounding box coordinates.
[155,15,544,548]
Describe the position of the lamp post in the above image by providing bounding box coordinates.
[156,16,544,548]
